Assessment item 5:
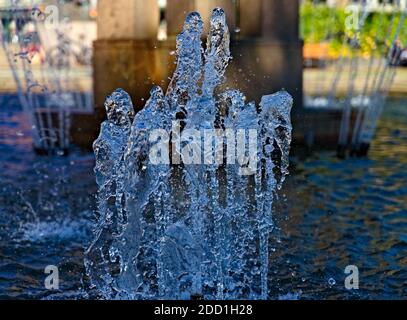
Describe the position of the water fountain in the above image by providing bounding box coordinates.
[85,8,292,300]
[0,0,93,153]
[301,0,407,157]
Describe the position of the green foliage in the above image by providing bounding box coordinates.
[300,2,406,56]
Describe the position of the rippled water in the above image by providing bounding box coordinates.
[273,100,407,299]
[0,98,405,299]
[0,100,96,299]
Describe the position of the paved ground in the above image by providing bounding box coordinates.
[304,59,407,97]
[0,52,92,93]
[0,51,406,97]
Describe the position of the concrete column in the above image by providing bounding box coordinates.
[194,0,236,35]
[166,0,195,36]
[97,0,159,40]
[81,0,304,151]
[82,0,166,150]
[239,0,262,37]
[166,0,262,38]
[261,0,299,41]
[166,0,236,36]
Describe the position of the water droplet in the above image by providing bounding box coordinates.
[86,8,292,300]
[328,277,336,286]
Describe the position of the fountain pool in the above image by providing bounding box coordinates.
[0,5,406,301]
[0,98,406,299]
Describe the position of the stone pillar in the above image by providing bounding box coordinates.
[239,0,262,37]
[76,0,303,150]
[171,0,299,40]
[167,0,302,110]
[166,0,234,36]
[166,0,195,36]
[97,0,159,40]
[261,0,299,41]
[223,0,303,106]
[73,0,164,149]
[194,0,236,35]
[93,0,162,115]
[166,0,262,38]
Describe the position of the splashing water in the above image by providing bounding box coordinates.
[85,8,293,300]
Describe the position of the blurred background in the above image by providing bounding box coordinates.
[0,0,406,299]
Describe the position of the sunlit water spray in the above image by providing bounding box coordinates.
[85,9,293,300]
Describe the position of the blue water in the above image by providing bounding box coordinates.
[0,98,406,299]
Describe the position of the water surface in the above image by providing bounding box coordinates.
[0,98,405,299]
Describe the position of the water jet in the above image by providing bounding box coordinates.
[85,8,292,300]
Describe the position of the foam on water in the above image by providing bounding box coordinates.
[19,217,92,243]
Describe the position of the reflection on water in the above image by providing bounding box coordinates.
[0,101,96,299]
[273,99,407,299]
[0,99,406,299]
